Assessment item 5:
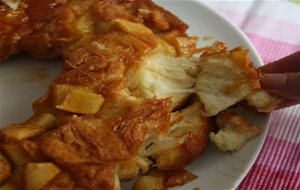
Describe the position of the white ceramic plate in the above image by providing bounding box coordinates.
[0,1,269,190]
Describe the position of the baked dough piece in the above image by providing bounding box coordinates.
[210,111,261,151]
[0,152,11,185]
[0,0,30,61]
[245,89,283,112]
[195,42,261,116]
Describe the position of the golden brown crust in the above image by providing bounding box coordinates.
[0,0,71,61]
[132,168,197,189]
[41,173,77,190]
[0,0,188,61]
[156,103,210,171]
[111,98,172,153]
[216,112,261,134]
[56,32,155,90]
[164,169,198,188]
[0,152,11,185]
[40,117,131,165]
[210,111,262,151]
[0,1,31,61]
[67,163,116,190]
[14,0,188,60]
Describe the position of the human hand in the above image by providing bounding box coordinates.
[260,51,300,109]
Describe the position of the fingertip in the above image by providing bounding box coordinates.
[277,100,300,109]
[261,74,287,89]
[262,72,300,100]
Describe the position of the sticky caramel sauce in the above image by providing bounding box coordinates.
[26,0,61,21]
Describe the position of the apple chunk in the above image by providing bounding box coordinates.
[1,124,46,141]
[24,162,60,190]
[52,84,104,114]
[132,175,165,190]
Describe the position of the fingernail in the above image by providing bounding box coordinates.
[261,74,287,89]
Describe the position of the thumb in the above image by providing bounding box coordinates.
[261,72,300,100]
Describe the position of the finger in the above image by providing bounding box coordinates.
[277,100,300,109]
[261,72,300,100]
[260,51,300,73]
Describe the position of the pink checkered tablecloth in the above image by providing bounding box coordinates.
[204,1,300,189]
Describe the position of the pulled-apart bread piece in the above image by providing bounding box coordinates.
[245,89,283,113]
[138,102,210,171]
[210,111,261,151]
[127,50,197,109]
[195,42,283,116]
[155,102,210,171]
[195,42,261,116]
